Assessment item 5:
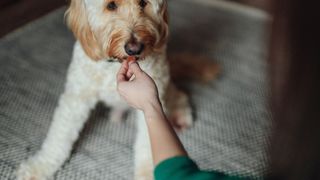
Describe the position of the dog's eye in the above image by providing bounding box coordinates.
[139,0,147,8]
[107,1,117,11]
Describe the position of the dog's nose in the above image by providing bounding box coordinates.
[124,42,144,56]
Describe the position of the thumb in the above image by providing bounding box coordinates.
[129,62,143,76]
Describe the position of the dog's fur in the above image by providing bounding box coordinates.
[16,0,193,179]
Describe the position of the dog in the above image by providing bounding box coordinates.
[16,0,194,179]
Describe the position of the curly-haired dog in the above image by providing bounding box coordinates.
[16,0,193,179]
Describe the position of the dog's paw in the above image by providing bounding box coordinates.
[16,158,52,180]
[169,106,193,131]
[165,87,194,131]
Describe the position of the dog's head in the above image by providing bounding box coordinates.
[66,0,169,61]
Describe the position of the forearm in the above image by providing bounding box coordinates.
[143,101,188,165]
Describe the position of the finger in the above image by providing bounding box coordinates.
[117,60,129,82]
[126,68,133,79]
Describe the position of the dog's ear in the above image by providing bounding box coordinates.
[161,0,169,25]
[155,0,169,49]
[65,0,103,60]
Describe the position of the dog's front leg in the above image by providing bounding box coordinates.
[134,110,154,180]
[16,91,97,180]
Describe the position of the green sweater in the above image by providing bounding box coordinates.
[154,156,250,180]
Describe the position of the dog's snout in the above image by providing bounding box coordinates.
[124,42,144,56]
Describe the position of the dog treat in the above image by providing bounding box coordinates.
[127,56,136,63]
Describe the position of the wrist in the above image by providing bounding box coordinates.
[143,98,164,120]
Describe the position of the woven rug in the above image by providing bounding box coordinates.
[0,0,271,179]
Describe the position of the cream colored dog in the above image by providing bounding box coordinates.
[16,0,193,179]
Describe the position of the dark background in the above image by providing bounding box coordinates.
[0,0,65,37]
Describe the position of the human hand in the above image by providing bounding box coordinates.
[116,60,160,112]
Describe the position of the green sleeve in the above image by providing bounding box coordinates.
[154,156,251,180]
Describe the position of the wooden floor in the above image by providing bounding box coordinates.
[0,0,268,38]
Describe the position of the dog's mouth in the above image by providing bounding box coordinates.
[108,55,143,63]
